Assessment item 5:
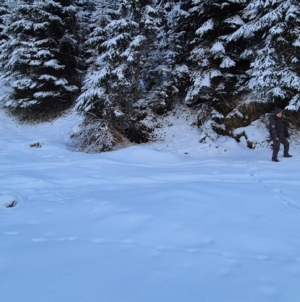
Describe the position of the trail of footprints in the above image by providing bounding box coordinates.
[2,178,300,267]
[248,164,300,211]
[3,228,300,266]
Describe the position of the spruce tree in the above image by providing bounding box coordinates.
[74,0,96,76]
[229,0,300,109]
[77,0,158,118]
[152,0,190,109]
[75,0,159,150]
[0,0,80,115]
[0,0,9,45]
[184,0,248,105]
[75,0,121,115]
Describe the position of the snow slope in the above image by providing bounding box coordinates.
[1,100,300,302]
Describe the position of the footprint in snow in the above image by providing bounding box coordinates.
[120,238,136,245]
[3,231,20,236]
[185,248,200,254]
[255,255,270,260]
[32,236,78,243]
[32,238,48,242]
[92,238,109,244]
[274,188,300,210]
[54,237,78,242]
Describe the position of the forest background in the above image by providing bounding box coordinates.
[0,0,299,152]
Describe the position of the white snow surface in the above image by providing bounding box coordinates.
[1,89,300,302]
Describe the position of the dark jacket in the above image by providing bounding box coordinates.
[269,115,289,140]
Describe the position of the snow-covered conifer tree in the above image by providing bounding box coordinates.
[228,0,300,109]
[74,0,96,75]
[0,0,80,113]
[185,0,248,105]
[75,0,159,150]
[75,0,121,115]
[0,0,9,45]
[77,0,158,112]
[151,0,190,109]
[129,0,159,103]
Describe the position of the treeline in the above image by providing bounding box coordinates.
[0,0,299,151]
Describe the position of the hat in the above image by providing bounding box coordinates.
[273,108,283,115]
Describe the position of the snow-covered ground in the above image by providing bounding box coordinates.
[1,92,300,302]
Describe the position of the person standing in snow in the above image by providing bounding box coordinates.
[268,108,292,162]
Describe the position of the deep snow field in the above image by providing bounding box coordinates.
[1,98,300,302]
